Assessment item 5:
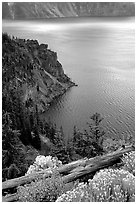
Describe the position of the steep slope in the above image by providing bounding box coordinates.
[2,2,135,20]
[2,33,75,113]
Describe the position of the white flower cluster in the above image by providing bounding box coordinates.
[56,168,135,202]
[56,182,90,202]
[26,155,62,175]
[122,151,135,175]
[88,168,135,202]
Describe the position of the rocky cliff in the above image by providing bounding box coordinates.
[2,2,135,20]
[2,33,75,113]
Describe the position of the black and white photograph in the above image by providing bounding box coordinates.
[2,1,135,202]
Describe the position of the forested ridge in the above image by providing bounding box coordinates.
[2,33,75,181]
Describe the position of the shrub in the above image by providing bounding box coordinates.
[56,168,135,202]
[56,182,91,202]
[25,155,62,175]
[103,138,123,152]
[17,170,64,202]
[103,134,134,153]
[121,151,135,175]
[89,168,135,202]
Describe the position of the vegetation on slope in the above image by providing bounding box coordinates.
[2,2,135,19]
[15,152,135,202]
[2,33,74,181]
[56,168,135,202]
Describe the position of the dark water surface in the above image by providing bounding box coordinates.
[3,17,135,140]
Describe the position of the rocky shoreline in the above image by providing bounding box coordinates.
[2,33,77,113]
[40,82,77,113]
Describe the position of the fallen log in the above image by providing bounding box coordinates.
[2,145,134,202]
[0,159,92,191]
[2,194,18,202]
[2,158,88,191]
[62,145,135,183]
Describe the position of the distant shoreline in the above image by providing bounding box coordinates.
[3,15,135,21]
[2,2,135,20]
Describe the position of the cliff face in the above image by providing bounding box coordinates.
[2,33,75,113]
[2,2,135,20]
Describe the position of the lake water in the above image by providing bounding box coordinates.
[2,17,135,141]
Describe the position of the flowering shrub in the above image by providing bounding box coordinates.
[25,155,62,175]
[17,170,64,202]
[56,182,91,202]
[89,168,135,202]
[122,151,135,175]
[56,168,135,202]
